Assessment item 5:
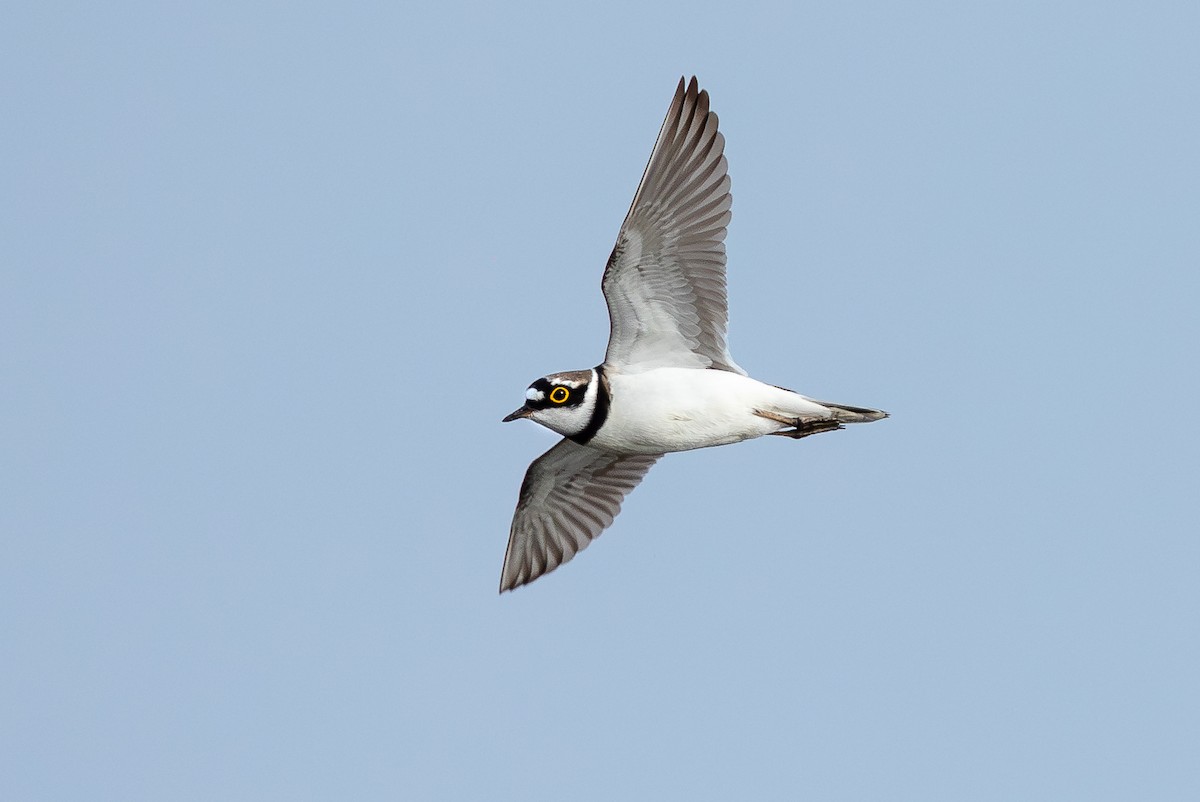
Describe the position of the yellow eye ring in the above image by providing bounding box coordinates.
[549,386,570,404]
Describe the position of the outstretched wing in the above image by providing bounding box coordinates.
[601,76,743,375]
[500,439,661,592]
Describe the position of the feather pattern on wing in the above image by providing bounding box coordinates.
[500,439,660,592]
[602,76,744,374]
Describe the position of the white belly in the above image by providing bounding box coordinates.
[588,368,832,455]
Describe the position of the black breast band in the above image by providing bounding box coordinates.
[570,365,610,445]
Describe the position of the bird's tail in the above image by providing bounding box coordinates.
[812,399,889,424]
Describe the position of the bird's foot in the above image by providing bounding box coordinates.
[755,409,844,439]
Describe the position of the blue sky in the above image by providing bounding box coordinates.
[3,2,1198,799]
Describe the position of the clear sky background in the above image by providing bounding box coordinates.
[3,2,1198,800]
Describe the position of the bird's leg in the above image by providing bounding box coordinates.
[754,409,845,440]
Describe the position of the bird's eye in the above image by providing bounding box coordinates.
[549,386,570,404]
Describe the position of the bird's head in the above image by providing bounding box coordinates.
[503,369,598,438]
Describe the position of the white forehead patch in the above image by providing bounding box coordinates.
[526,387,545,402]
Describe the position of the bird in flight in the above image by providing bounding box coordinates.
[501,77,886,592]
